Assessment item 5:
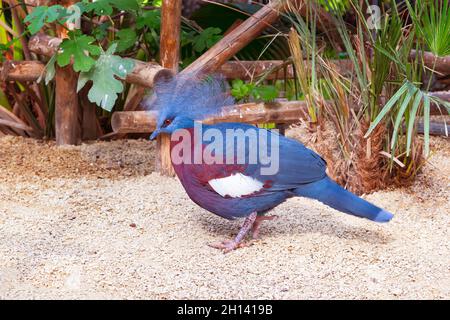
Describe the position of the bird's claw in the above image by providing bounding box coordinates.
[208,239,250,253]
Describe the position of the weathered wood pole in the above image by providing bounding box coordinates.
[157,0,182,176]
[55,0,81,145]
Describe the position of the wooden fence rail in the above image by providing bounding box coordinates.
[111,101,313,134]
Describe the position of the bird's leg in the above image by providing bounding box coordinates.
[209,212,257,253]
[251,215,278,239]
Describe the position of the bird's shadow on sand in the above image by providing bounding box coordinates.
[196,209,393,245]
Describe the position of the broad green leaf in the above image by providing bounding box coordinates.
[85,0,140,15]
[59,3,85,25]
[24,5,66,34]
[85,0,113,16]
[365,81,409,138]
[136,10,161,30]
[112,0,141,11]
[114,28,137,52]
[92,22,110,41]
[252,85,279,102]
[192,28,222,52]
[77,44,135,111]
[57,33,101,72]
[231,79,253,100]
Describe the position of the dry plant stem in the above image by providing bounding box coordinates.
[0,106,32,136]
[9,2,48,127]
[6,83,42,134]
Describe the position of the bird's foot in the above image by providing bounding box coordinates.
[209,212,257,253]
[251,215,278,239]
[208,240,251,253]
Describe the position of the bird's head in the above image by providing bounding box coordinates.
[149,110,194,140]
[146,74,234,140]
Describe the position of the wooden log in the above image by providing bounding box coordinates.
[1,58,355,83]
[160,0,181,72]
[157,0,182,176]
[416,121,449,137]
[54,0,81,145]
[0,60,45,82]
[111,97,447,135]
[27,34,450,82]
[28,33,62,57]
[55,64,81,145]
[410,50,450,75]
[28,33,174,87]
[125,60,173,88]
[111,100,311,134]
[218,59,354,80]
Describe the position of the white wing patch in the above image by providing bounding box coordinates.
[208,173,264,198]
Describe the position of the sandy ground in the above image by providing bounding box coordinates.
[0,134,449,299]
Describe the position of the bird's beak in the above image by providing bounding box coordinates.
[149,129,160,140]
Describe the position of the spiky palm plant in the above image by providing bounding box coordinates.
[286,0,449,194]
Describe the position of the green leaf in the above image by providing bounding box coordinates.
[251,85,279,102]
[77,44,135,111]
[405,89,423,156]
[85,0,112,16]
[59,3,85,25]
[136,10,161,30]
[423,95,430,156]
[57,32,101,72]
[391,86,415,151]
[112,0,141,11]
[231,79,253,100]
[24,5,66,34]
[114,28,137,52]
[37,54,57,85]
[192,28,222,52]
[85,0,141,14]
[92,22,110,41]
[365,81,409,138]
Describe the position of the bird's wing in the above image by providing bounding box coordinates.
[185,122,327,196]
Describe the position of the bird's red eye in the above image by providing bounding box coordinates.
[164,119,172,126]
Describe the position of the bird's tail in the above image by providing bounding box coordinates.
[293,176,393,222]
